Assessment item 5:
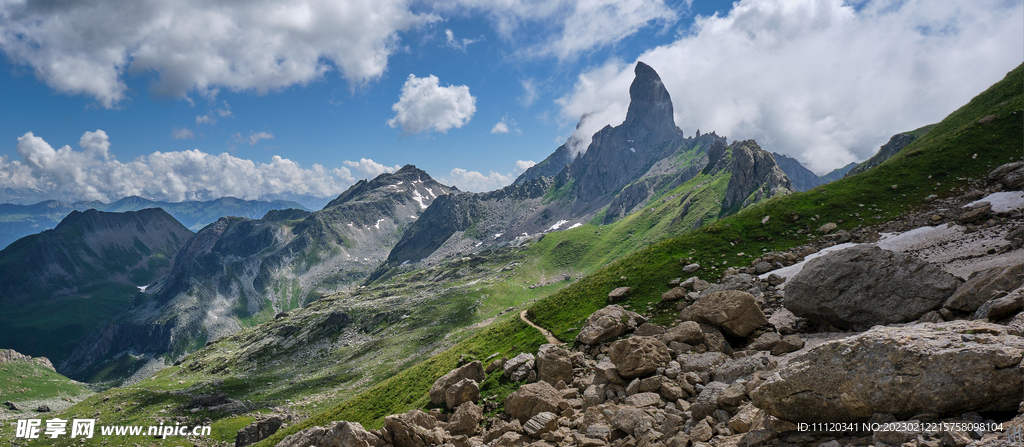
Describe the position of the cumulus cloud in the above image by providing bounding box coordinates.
[0,0,437,107]
[343,158,402,178]
[440,159,535,192]
[387,74,476,135]
[491,114,521,135]
[557,0,1024,173]
[172,127,195,140]
[0,130,363,203]
[444,0,677,60]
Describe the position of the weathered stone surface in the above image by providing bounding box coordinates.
[537,344,573,385]
[275,420,385,447]
[975,294,1024,320]
[681,276,711,292]
[444,378,480,410]
[575,305,646,345]
[683,263,701,273]
[679,290,766,337]
[428,361,485,405]
[728,404,762,433]
[770,335,804,356]
[503,353,536,382]
[746,332,780,352]
[817,222,837,234]
[751,320,1024,422]
[608,336,671,379]
[622,392,662,407]
[506,381,563,423]
[989,161,1024,190]
[235,415,283,447]
[713,356,777,384]
[691,381,728,421]
[661,286,688,302]
[523,411,558,436]
[447,402,483,436]
[634,323,666,336]
[785,245,961,329]
[659,321,704,345]
[945,264,1024,312]
[384,410,443,447]
[957,202,992,225]
[691,419,714,442]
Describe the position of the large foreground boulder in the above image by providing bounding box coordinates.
[575,305,645,345]
[536,344,573,385]
[679,290,767,337]
[428,361,485,406]
[785,245,961,329]
[608,336,671,379]
[750,320,1024,422]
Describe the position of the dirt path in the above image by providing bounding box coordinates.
[519,309,561,344]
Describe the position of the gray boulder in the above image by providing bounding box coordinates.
[608,336,672,379]
[503,353,535,382]
[751,320,1024,422]
[536,344,573,385]
[945,264,1024,312]
[428,361,485,406]
[658,321,704,345]
[679,290,767,337]
[447,402,483,436]
[444,378,480,410]
[785,245,961,329]
[575,305,645,345]
[383,410,443,447]
[235,416,284,447]
[505,381,563,423]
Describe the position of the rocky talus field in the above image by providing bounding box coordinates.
[251,162,1024,447]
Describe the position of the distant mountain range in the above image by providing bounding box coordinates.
[0,196,309,250]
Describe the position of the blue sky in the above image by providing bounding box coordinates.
[0,0,1021,207]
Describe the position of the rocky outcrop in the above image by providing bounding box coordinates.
[234,415,284,447]
[989,161,1024,190]
[785,245,961,329]
[504,381,562,423]
[0,349,55,372]
[751,320,1024,422]
[720,140,793,212]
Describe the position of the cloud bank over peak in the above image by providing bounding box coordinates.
[557,0,1024,173]
[440,160,535,192]
[0,0,438,107]
[0,130,399,204]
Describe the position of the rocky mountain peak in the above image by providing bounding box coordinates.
[622,61,676,141]
[721,140,794,212]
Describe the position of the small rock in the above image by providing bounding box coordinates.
[3,401,18,411]
[523,412,558,436]
[608,336,671,379]
[683,263,701,273]
[35,405,50,413]
[974,293,1024,320]
[679,290,767,337]
[504,353,536,382]
[817,222,837,234]
[445,378,480,409]
[429,361,485,406]
[608,287,631,303]
[690,419,714,442]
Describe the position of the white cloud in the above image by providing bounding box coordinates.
[557,0,1024,173]
[519,78,538,107]
[445,29,482,51]
[440,159,535,192]
[196,114,216,125]
[387,74,476,135]
[0,0,438,107]
[247,131,274,146]
[343,158,402,179]
[491,114,521,135]
[0,130,358,203]
[444,0,677,61]
[172,127,195,140]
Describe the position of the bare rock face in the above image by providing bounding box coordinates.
[785,245,961,330]
[679,290,767,337]
[575,305,646,345]
[750,320,1024,422]
[608,336,672,379]
[275,420,386,447]
[428,361,485,406]
[720,141,793,212]
[658,321,704,345]
[505,381,563,423]
[536,344,573,385]
[989,161,1024,190]
[944,264,1024,312]
[235,415,284,447]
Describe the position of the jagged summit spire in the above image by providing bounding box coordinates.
[622,61,675,135]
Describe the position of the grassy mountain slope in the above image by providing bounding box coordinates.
[0,361,93,418]
[257,62,1022,445]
